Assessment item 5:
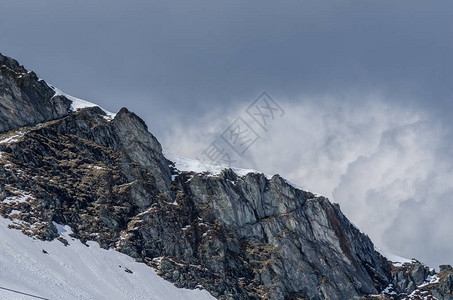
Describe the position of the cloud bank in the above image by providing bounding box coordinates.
[162,93,451,268]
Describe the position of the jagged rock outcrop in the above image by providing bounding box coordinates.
[0,53,71,133]
[0,53,451,300]
[364,262,453,299]
[119,170,392,299]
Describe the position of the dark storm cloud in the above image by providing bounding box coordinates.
[2,1,452,128]
[1,0,452,267]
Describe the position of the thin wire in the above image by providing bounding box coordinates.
[0,286,50,300]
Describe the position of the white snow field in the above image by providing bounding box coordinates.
[0,218,214,300]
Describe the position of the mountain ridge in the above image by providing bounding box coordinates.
[0,52,452,300]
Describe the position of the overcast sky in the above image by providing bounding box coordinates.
[1,0,452,268]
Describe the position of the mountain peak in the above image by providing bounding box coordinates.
[1,53,452,300]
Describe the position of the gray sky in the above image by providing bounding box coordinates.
[1,1,452,268]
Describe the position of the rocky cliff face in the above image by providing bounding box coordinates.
[0,53,71,133]
[0,53,452,300]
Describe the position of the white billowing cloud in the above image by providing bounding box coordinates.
[333,119,447,262]
[162,94,452,268]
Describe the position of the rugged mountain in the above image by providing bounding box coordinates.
[0,53,452,299]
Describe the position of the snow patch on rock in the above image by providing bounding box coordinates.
[164,151,266,178]
[51,86,116,120]
[375,246,413,267]
[164,151,319,195]
[0,131,26,145]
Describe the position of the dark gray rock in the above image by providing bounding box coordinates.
[112,107,171,194]
[441,265,453,272]
[411,263,426,285]
[114,169,392,299]
[0,53,71,133]
[389,260,431,295]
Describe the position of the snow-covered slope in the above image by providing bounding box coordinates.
[0,217,214,300]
